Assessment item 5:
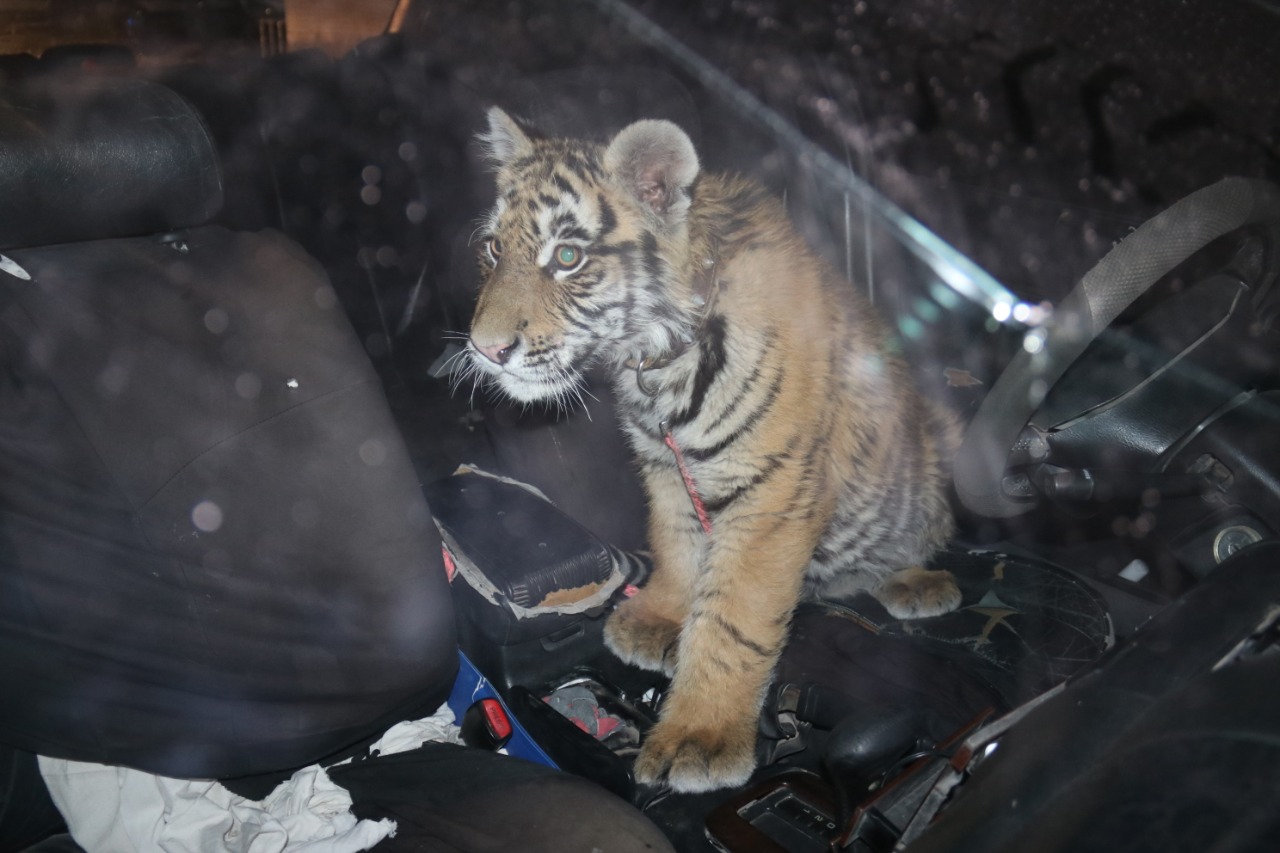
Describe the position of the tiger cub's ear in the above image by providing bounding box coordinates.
[480,106,535,170]
[604,119,699,226]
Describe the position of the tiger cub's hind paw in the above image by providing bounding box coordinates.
[875,566,962,620]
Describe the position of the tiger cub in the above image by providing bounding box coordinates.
[466,107,961,792]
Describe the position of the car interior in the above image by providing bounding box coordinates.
[1,2,1278,851]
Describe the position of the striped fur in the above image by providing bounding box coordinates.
[466,108,960,792]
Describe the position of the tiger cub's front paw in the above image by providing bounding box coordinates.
[604,598,681,675]
[875,566,962,620]
[634,716,757,793]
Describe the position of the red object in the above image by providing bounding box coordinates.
[441,546,457,582]
[479,697,512,740]
[663,428,713,535]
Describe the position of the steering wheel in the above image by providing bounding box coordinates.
[955,177,1280,518]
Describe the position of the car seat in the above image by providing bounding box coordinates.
[0,72,459,848]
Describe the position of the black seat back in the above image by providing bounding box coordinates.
[0,77,456,780]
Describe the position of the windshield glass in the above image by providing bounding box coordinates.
[2,2,1279,851]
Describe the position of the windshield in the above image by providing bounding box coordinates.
[2,2,1279,851]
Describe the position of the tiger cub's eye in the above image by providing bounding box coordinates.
[554,245,585,269]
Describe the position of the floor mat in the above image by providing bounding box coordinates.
[811,549,1115,706]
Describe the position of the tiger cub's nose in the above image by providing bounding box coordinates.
[472,336,518,365]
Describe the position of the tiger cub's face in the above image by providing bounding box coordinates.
[466,107,700,405]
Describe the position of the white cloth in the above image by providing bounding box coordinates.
[39,702,463,853]
[36,760,394,853]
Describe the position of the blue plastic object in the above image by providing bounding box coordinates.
[446,650,559,768]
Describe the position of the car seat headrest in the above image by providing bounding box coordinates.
[0,76,223,251]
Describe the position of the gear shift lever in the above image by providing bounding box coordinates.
[821,705,925,826]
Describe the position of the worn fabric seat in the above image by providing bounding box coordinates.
[0,74,457,782]
[0,76,456,849]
